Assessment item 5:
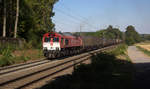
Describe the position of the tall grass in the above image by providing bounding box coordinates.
[37,49,44,57]
[0,44,30,67]
[0,44,17,54]
[0,40,45,67]
[110,44,128,56]
[0,55,30,67]
[24,41,42,49]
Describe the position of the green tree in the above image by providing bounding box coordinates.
[79,25,123,40]
[125,25,141,45]
[0,0,17,37]
[2,0,6,37]
[97,25,123,40]
[14,0,19,38]
[0,0,58,39]
[18,0,58,41]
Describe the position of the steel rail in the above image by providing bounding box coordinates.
[0,59,50,75]
[0,45,117,89]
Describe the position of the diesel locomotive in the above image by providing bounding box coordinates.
[42,32,121,59]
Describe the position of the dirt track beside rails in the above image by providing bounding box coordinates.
[128,46,150,89]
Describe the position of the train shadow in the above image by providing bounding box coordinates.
[40,53,136,89]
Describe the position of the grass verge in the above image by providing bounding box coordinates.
[136,46,150,56]
[0,56,30,67]
[0,48,43,67]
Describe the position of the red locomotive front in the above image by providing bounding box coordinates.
[42,32,83,58]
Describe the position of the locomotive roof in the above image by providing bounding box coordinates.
[61,32,74,36]
[59,32,80,38]
[44,32,80,38]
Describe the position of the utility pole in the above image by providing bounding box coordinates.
[79,24,84,36]
[80,25,82,36]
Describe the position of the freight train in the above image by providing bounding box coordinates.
[42,32,121,59]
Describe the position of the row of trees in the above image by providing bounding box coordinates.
[81,25,124,40]
[0,0,58,41]
[96,25,124,40]
[0,0,19,38]
[81,25,141,45]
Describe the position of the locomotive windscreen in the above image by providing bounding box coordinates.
[44,37,59,42]
[44,37,50,42]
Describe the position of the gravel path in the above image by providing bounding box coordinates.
[128,46,150,89]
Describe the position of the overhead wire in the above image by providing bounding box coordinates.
[53,19,75,26]
[53,20,79,32]
[53,12,81,25]
[55,8,97,32]
[55,3,100,30]
[53,3,100,32]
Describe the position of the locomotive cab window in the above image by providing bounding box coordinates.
[53,37,59,42]
[65,39,69,45]
[44,37,50,42]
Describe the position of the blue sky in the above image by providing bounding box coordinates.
[53,0,150,33]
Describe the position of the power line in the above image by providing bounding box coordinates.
[55,8,83,22]
[55,4,99,30]
[53,19,76,26]
[53,20,80,32]
[57,2,89,21]
[53,13,81,25]
[54,24,63,31]
[53,19,82,32]
[55,8,98,32]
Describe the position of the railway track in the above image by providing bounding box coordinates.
[0,45,117,89]
[0,59,49,75]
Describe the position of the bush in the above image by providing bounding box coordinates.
[0,44,16,55]
[0,56,14,67]
[0,55,31,67]
[0,46,30,67]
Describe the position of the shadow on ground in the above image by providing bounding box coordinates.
[40,53,136,89]
[133,63,150,89]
